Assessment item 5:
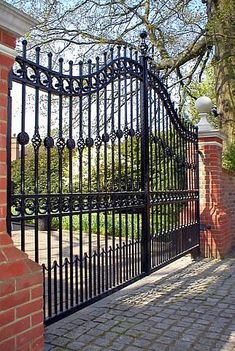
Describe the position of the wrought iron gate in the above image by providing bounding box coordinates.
[7,33,199,325]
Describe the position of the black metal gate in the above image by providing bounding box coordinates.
[7,33,199,325]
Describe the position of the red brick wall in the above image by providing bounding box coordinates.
[0,28,44,351]
[199,136,232,258]
[222,168,235,247]
[0,29,16,48]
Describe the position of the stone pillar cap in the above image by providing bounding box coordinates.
[0,0,38,37]
[196,112,225,140]
[198,129,226,140]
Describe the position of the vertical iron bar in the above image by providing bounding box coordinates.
[110,47,116,288]
[153,80,158,267]
[149,81,154,268]
[96,56,101,296]
[58,58,64,313]
[46,52,52,318]
[169,118,174,258]
[129,48,135,277]
[78,60,84,304]
[123,46,129,281]
[162,102,166,263]
[123,242,126,281]
[33,47,40,264]
[75,255,78,304]
[189,124,193,228]
[116,244,119,285]
[87,59,93,298]
[109,246,112,288]
[103,52,109,291]
[68,60,74,308]
[65,258,69,310]
[165,107,170,261]
[117,46,122,283]
[7,75,12,236]
[34,52,41,262]
[93,251,97,296]
[158,96,163,264]
[129,239,132,280]
[42,265,46,320]
[84,253,88,301]
[140,35,151,274]
[20,41,27,253]
[101,248,105,292]
[135,51,141,275]
[53,262,58,316]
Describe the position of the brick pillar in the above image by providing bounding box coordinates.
[198,122,232,258]
[0,4,44,351]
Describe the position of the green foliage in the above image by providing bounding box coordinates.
[57,205,182,240]
[61,213,141,239]
[11,145,70,194]
[222,142,235,172]
[188,66,217,125]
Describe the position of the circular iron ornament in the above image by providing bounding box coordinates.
[129,128,135,137]
[77,137,85,151]
[102,133,109,143]
[124,127,129,138]
[86,137,94,148]
[135,130,141,139]
[66,138,76,150]
[116,129,123,139]
[17,131,29,146]
[165,147,172,156]
[95,136,102,148]
[153,136,160,144]
[140,30,148,39]
[56,137,65,151]
[31,133,42,150]
[110,130,116,143]
[44,136,54,148]
[24,199,36,216]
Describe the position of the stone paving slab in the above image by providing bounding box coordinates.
[45,252,235,351]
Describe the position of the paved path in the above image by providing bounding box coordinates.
[45,251,235,351]
[12,229,115,264]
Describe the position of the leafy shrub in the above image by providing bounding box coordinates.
[223,143,235,172]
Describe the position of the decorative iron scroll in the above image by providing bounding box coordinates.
[150,190,199,205]
[12,55,143,97]
[11,192,145,218]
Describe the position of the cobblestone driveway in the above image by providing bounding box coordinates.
[45,252,235,351]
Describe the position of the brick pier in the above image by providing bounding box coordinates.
[0,2,44,350]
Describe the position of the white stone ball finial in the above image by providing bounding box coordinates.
[195,96,213,114]
[195,96,214,133]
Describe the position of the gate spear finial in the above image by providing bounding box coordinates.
[139,30,148,56]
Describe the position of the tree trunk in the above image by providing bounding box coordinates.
[210,0,235,144]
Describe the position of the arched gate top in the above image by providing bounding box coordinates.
[10,40,197,140]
